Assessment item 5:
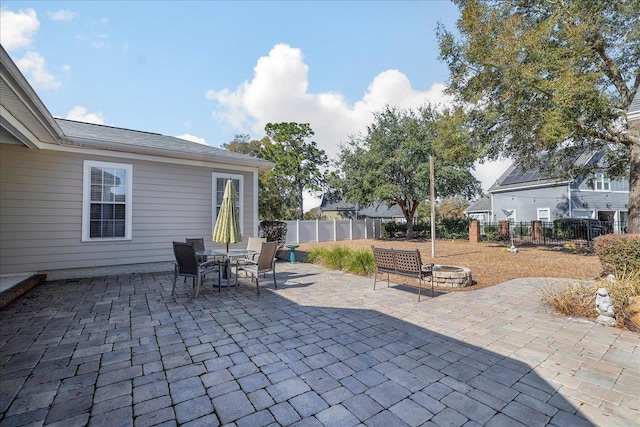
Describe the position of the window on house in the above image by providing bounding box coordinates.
[212,173,243,230]
[82,160,132,241]
[594,173,610,191]
[537,208,550,222]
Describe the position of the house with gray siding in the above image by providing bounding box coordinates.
[463,196,491,224]
[487,150,629,233]
[0,46,272,279]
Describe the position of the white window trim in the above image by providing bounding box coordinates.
[82,160,133,242]
[593,173,610,191]
[537,208,550,222]
[212,173,244,235]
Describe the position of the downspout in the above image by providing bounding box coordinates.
[568,183,572,218]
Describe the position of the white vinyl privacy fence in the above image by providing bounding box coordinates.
[282,219,383,243]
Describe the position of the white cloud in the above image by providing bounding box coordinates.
[176,134,207,145]
[0,8,39,50]
[206,43,451,163]
[66,106,105,124]
[15,51,61,91]
[207,43,505,209]
[48,10,76,21]
[474,159,511,193]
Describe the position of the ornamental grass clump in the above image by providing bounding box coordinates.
[343,249,375,276]
[542,270,640,329]
[307,246,375,276]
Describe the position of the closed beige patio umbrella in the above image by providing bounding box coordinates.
[212,179,242,252]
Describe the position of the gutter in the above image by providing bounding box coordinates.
[60,135,274,171]
[490,180,572,193]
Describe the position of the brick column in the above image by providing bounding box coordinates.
[498,220,510,241]
[469,220,481,243]
[531,220,543,240]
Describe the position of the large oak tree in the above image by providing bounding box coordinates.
[438,0,640,232]
[338,105,481,237]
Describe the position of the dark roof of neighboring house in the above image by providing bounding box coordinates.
[56,119,273,170]
[358,203,408,218]
[489,150,597,192]
[320,196,354,211]
[320,197,410,218]
[464,197,491,213]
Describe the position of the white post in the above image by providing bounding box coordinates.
[349,218,353,240]
[364,218,368,239]
[333,219,337,241]
[296,219,300,243]
[316,219,320,242]
[430,156,436,258]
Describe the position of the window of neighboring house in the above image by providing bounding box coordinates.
[82,160,132,241]
[594,173,610,191]
[212,173,243,231]
[537,208,550,222]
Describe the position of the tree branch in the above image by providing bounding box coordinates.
[589,33,631,106]
[582,123,638,148]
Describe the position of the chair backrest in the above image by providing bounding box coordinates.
[257,241,277,271]
[372,246,395,272]
[394,249,422,276]
[173,242,199,275]
[247,237,266,253]
[185,238,205,252]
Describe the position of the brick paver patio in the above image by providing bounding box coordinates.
[0,262,638,426]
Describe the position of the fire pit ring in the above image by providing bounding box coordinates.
[431,265,472,288]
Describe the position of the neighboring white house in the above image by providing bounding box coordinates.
[0,45,273,278]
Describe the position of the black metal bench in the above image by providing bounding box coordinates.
[371,246,434,301]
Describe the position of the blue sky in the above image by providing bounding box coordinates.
[1,1,510,207]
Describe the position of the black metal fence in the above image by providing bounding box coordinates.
[480,219,623,247]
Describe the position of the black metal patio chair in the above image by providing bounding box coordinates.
[172,241,221,298]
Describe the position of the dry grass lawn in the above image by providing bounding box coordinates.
[296,239,602,290]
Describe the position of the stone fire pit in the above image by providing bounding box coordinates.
[431,265,472,288]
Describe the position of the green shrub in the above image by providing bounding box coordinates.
[482,225,500,241]
[594,234,640,275]
[412,222,431,238]
[382,222,406,238]
[259,221,287,245]
[515,225,530,237]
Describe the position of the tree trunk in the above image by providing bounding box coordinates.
[402,202,419,238]
[298,184,304,221]
[628,138,640,233]
[406,215,414,238]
